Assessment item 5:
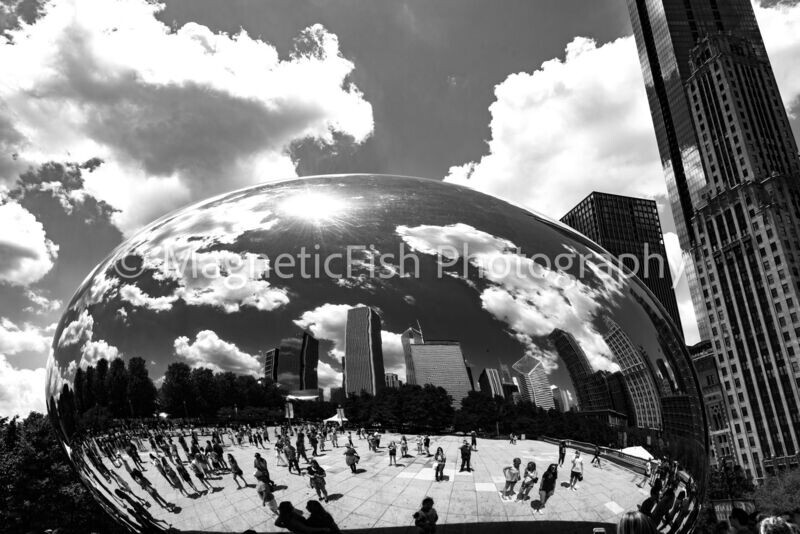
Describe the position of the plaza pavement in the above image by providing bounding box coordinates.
[105,431,650,533]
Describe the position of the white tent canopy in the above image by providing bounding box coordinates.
[324,414,348,422]
[620,446,654,461]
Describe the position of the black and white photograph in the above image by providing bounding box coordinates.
[1,1,800,533]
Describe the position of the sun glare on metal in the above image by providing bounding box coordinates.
[278,191,347,223]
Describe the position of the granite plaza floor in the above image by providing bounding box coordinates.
[105,431,650,533]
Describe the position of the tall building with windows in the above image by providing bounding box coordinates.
[401,326,424,385]
[408,341,472,406]
[628,0,800,477]
[265,332,319,392]
[691,341,736,467]
[512,355,555,410]
[549,329,595,411]
[561,192,682,331]
[478,368,504,398]
[385,373,400,389]
[344,306,385,396]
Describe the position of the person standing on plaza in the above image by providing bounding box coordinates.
[285,443,301,475]
[275,437,287,466]
[307,459,329,503]
[160,458,189,497]
[501,457,522,500]
[459,439,472,472]
[401,435,409,458]
[424,435,431,456]
[413,497,439,533]
[434,447,446,482]
[254,452,274,489]
[535,464,558,514]
[558,441,567,467]
[174,459,201,493]
[344,445,360,473]
[637,460,652,488]
[309,432,319,457]
[569,450,583,491]
[347,432,354,448]
[296,432,310,463]
[591,444,602,468]
[470,430,478,451]
[516,461,538,502]
[388,440,398,466]
[191,454,214,491]
[331,429,339,448]
[416,435,423,454]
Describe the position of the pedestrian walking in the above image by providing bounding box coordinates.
[535,464,558,514]
[516,461,538,502]
[569,450,584,491]
[254,452,274,488]
[591,444,602,468]
[558,441,567,467]
[413,497,439,534]
[285,444,301,475]
[257,479,279,515]
[470,430,478,451]
[388,440,398,466]
[459,439,472,472]
[174,460,201,493]
[344,445,360,474]
[307,459,329,502]
[228,454,247,489]
[401,435,409,457]
[501,458,522,500]
[191,454,214,491]
[434,447,446,482]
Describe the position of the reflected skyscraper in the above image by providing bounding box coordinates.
[276,337,302,391]
[401,325,424,385]
[264,348,278,384]
[344,306,385,396]
[266,332,319,392]
[478,368,504,398]
[300,332,319,390]
[560,192,682,331]
[385,373,400,389]
[603,317,662,430]
[549,329,593,410]
[408,341,472,406]
[628,0,800,477]
[512,354,554,410]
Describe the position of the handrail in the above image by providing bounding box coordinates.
[540,436,649,473]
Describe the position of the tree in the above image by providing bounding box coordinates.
[93,358,109,407]
[126,357,156,416]
[0,413,124,534]
[751,467,800,514]
[708,461,755,499]
[105,357,129,417]
[190,367,218,416]
[160,362,193,416]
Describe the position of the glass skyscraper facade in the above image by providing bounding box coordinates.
[628,0,800,477]
[344,306,386,396]
[561,192,682,332]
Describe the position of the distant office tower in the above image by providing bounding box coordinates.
[276,337,302,391]
[629,0,800,477]
[344,307,385,396]
[478,368,504,398]
[385,373,400,389]
[401,326,424,385]
[606,371,635,424]
[560,192,682,332]
[512,354,555,410]
[691,341,736,467]
[552,386,572,412]
[603,317,662,430]
[264,348,278,383]
[300,332,319,390]
[549,329,593,410]
[408,341,473,406]
[465,360,476,392]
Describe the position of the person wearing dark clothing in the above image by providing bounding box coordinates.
[309,434,319,456]
[296,433,310,463]
[274,501,327,533]
[254,452,274,488]
[639,487,660,517]
[306,500,341,533]
[459,440,472,472]
[344,446,360,473]
[535,464,558,514]
[558,441,567,467]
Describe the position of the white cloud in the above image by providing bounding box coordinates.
[0,317,53,354]
[119,284,178,312]
[0,355,46,417]
[317,360,343,390]
[174,330,261,376]
[0,200,58,285]
[23,289,62,315]
[755,0,800,117]
[663,232,700,344]
[57,310,94,348]
[80,339,120,367]
[0,0,373,232]
[397,223,624,373]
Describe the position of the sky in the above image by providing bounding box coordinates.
[2,0,800,417]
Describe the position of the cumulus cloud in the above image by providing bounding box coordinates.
[317,360,343,391]
[57,310,93,348]
[0,200,58,285]
[174,330,261,376]
[0,317,53,354]
[79,339,120,367]
[663,232,700,344]
[0,0,373,232]
[755,0,800,117]
[0,355,46,417]
[23,289,62,315]
[397,223,623,373]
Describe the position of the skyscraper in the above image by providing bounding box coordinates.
[603,317,663,430]
[549,329,593,410]
[385,373,400,389]
[408,341,473,406]
[264,348,278,383]
[401,326,424,385]
[691,341,736,467]
[344,306,386,397]
[628,0,800,478]
[560,192,682,331]
[300,332,319,390]
[512,354,555,410]
[266,332,319,392]
[478,368,504,398]
[276,337,302,391]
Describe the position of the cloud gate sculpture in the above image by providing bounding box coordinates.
[46,175,707,533]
